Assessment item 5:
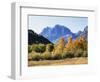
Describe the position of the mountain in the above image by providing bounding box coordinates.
[75,26,88,39]
[53,33,77,44]
[40,24,73,42]
[40,25,88,44]
[28,30,52,45]
[54,26,88,43]
[82,26,88,39]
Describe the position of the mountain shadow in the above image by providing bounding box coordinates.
[28,29,52,45]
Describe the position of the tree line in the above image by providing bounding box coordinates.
[28,36,88,61]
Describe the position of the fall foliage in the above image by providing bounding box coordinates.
[52,36,88,59]
[53,37,65,54]
[28,36,88,61]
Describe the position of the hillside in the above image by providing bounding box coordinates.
[28,30,52,45]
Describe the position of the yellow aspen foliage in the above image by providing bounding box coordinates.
[77,36,86,50]
[65,36,75,51]
[64,36,87,52]
[53,37,65,55]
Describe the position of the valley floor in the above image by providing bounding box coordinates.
[28,57,88,66]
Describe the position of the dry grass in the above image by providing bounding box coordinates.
[28,57,88,66]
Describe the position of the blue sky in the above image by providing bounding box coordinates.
[29,15,88,34]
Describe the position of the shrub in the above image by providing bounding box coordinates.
[74,49,83,57]
[28,54,32,61]
[32,55,41,61]
[28,45,32,53]
[32,44,46,53]
[42,52,51,60]
[46,44,54,52]
[31,44,38,51]
[52,53,62,60]
[82,51,88,57]
[62,51,75,58]
[30,52,42,61]
[62,52,67,59]
[38,44,46,53]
